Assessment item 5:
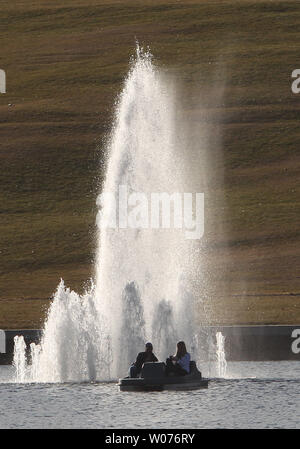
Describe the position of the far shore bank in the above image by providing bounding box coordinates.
[1,0,299,328]
[1,292,300,329]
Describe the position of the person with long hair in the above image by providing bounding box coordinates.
[166,341,191,376]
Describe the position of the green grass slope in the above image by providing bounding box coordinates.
[0,0,299,327]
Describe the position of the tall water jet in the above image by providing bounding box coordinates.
[94,45,203,377]
[13,336,27,383]
[216,331,227,378]
[17,46,212,383]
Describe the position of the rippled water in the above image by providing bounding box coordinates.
[0,361,299,429]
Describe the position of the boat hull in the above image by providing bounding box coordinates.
[118,379,209,392]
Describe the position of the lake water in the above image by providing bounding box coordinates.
[0,361,299,429]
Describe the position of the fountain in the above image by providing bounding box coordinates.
[13,45,213,383]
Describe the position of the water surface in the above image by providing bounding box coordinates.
[1,361,299,429]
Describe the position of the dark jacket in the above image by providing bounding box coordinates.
[134,351,158,373]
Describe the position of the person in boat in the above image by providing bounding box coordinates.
[166,341,191,376]
[129,342,158,378]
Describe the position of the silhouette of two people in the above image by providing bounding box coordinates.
[129,341,191,378]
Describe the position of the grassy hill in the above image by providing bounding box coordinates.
[0,0,300,328]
